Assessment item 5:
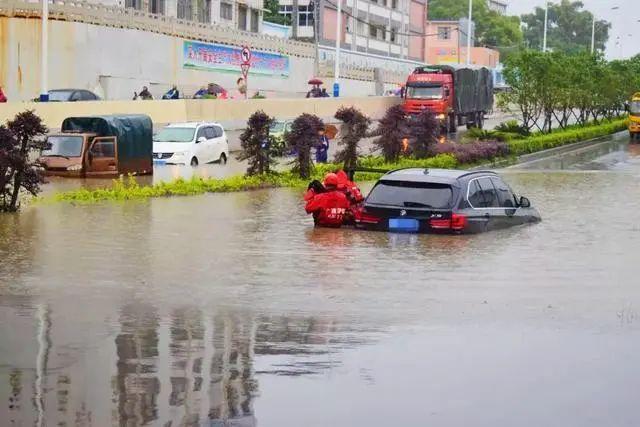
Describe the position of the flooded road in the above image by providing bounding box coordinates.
[2,133,640,426]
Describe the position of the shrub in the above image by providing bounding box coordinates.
[0,111,48,212]
[286,113,324,179]
[237,110,276,176]
[334,106,371,171]
[408,110,439,158]
[429,140,510,164]
[495,119,530,136]
[372,104,409,163]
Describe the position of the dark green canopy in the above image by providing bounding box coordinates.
[61,114,152,162]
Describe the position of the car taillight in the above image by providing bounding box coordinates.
[451,213,467,230]
[429,214,467,231]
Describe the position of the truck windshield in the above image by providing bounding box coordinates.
[42,136,84,157]
[630,101,640,115]
[153,127,195,143]
[367,181,453,209]
[406,84,443,100]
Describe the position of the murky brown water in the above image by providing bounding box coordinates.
[2,133,640,427]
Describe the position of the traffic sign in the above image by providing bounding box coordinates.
[241,46,252,64]
[241,63,250,79]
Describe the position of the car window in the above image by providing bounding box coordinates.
[91,140,115,157]
[81,90,97,100]
[213,126,224,138]
[491,177,517,208]
[70,91,82,101]
[367,181,453,209]
[196,127,207,140]
[477,177,499,208]
[204,127,216,139]
[467,179,485,208]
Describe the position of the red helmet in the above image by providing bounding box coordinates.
[323,173,339,187]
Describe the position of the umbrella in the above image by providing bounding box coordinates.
[308,78,323,85]
[324,124,338,139]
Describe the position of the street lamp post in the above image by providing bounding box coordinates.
[333,0,341,96]
[40,0,49,102]
[466,0,472,65]
[542,1,548,52]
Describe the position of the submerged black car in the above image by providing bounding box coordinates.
[355,168,541,234]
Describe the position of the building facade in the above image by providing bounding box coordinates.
[277,0,427,62]
[424,19,499,67]
[110,0,265,32]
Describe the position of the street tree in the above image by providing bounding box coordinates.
[287,113,324,179]
[372,105,409,163]
[334,106,371,171]
[237,110,277,176]
[0,111,48,212]
[521,0,610,53]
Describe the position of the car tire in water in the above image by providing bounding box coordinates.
[219,153,227,164]
[190,157,199,167]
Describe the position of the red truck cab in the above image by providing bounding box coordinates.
[404,70,453,118]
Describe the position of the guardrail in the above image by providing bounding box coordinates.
[0,0,315,57]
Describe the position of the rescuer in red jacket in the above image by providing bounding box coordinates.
[305,173,351,227]
[335,170,364,205]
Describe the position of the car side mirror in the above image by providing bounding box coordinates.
[196,136,206,144]
[444,88,450,98]
[519,196,531,208]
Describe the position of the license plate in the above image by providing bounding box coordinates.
[153,159,166,164]
[389,218,420,232]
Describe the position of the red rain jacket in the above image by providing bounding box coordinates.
[0,88,6,103]
[305,190,351,227]
[336,170,364,204]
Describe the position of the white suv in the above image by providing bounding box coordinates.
[153,122,229,166]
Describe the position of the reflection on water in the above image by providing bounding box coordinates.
[3,133,640,426]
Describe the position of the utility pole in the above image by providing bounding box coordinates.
[333,0,341,96]
[40,0,49,101]
[466,0,472,65]
[590,15,595,54]
[542,1,548,52]
[313,0,320,76]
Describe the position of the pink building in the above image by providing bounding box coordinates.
[424,19,500,67]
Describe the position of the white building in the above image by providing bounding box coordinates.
[111,0,265,32]
[488,0,507,15]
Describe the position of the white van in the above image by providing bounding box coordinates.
[153,122,229,166]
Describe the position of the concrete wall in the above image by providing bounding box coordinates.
[0,96,401,130]
[0,16,383,101]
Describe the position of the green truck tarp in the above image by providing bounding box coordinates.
[61,114,153,163]
[418,65,494,115]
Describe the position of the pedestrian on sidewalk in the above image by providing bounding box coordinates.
[315,128,330,163]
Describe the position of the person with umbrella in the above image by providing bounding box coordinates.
[306,78,324,98]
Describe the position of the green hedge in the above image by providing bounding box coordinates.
[507,118,628,155]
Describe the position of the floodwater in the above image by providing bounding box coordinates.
[2,132,640,426]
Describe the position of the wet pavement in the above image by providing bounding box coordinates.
[2,133,640,426]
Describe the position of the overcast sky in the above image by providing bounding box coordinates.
[507,0,638,59]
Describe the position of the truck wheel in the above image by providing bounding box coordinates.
[477,112,485,130]
[190,157,199,167]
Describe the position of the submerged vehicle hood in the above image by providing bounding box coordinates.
[153,142,191,153]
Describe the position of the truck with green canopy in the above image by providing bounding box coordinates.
[38,114,153,177]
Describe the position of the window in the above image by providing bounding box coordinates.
[149,0,164,14]
[367,181,453,209]
[297,5,314,26]
[153,127,196,143]
[238,5,247,30]
[438,26,451,40]
[70,91,82,102]
[251,9,259,32]
[391,0,398,9]
[91,140,115,158]
[213,126,224,138]
[196,0,211,23]
[196,127,207,140]
[220,2,233,20]
[278,4,292,22]
[204,127,216,139]
[390,27,398,43]
[357,20,366,36]
[369,24,378,38]
[405,84,443,99]
[125,0,141,9]
[43,136,84,157]
[177,0,192,19]
[80,90,98,101]
[468,177,499,208]
[491,177,518,208]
